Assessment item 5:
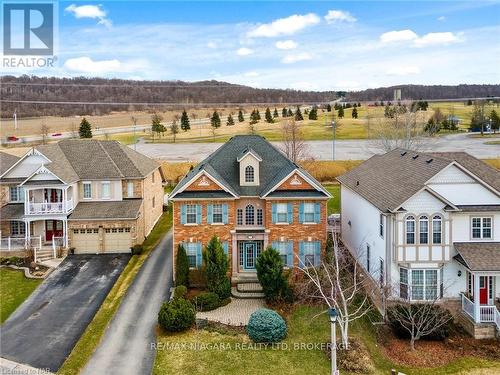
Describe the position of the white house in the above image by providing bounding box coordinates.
[337,149,500,338]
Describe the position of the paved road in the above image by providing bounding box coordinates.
[134,133,500,161]
[82,230,173,375]
[0,254,130,372]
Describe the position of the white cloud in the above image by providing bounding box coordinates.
[281,52,312,64]
[236,47,254,56]
[385,65,421,76]
[65,4,112,28]
[247,13,320,38]
[207,41,217,49]
[275,40,298,50]
[437,16,446,21]
[244,71,259,77]
[414,32,461,47]
[64,57,121,73]
[324,10,357,23]
[380,29,418,43]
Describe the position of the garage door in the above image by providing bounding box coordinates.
[72,228,100,254]
[103,228,132,253]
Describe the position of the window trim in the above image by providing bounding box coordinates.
[83,181,92,200]
[101,181,111,200]
[405,215,416,245]
[127,181,134,198]
[302,202,315,224]
[244,165,255,183]
[245,204,255,225]
[432,214,443,244]
[212,203,223,224]
[471,216,493,240]
[275,203,288,224]
[9,186,24,202]
[419,215,429,245]
[10,221,25,237]
[237,209,243,226]
[400,267,440,301]
[185,242,200,269]
[186,204,198,225]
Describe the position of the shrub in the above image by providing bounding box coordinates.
[2,256,25,266]
[256,247,293,304]
[175,244,189,287]
[203,236,231,300]
[192,292,220,312]
[324,337,375,374]
[158,298,195,332]
[130,244,143,255]
[173,285,187,300]
[188,269,206,288]
[247,308,287,343]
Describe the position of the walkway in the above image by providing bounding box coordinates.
[197,298,265,326]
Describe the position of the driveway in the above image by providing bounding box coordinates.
[82,230,173,375]
[0,254,130,372]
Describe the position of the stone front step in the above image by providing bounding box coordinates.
[231,287,265,299]
[237,282,263,293]
[232,273,259,284]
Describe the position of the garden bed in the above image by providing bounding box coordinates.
[0,256,51,278]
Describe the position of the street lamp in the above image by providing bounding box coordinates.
[331,120,336,161]
[328,307,339,375]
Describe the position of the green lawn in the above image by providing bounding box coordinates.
[58,210,173,375]
[0,268,42,323]
[325,184,340,215]
[153,305,500,375]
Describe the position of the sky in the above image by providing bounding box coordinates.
[2,0,500,90]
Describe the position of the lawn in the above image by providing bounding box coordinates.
[325,184,340,215]
[0,268,42,323]
[153,305,500,375]
[57,210,173,375]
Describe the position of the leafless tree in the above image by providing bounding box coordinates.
[279,119,308,162]
[40,122,49,144]
[170,118,179,143]
[296,234,373,347]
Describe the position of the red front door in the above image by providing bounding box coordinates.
[479,276,488,304]
[45,220,63,241]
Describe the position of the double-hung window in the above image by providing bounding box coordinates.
[186,204,197,224]
[273,241,289,267]
[212,204,223,224]
[237,209,243,225]
[9,186,24,202]
[472,217,492,239]
[10,221,25,237]
[406,216,416,244]
[401,268,439,301]
[276,203,288,223]
[303,203,315,223]
[419,216,429,244]
[101,182,111,199]
[302,242,317,267]
[256,208,263,226]
[399,268,408,299]
[185,242,199,268]
[411,270,424,300]
[432,215,442,244]
[127,182,134,198]
[83,182,92,199]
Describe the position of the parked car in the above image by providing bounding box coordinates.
[52,133,62,137]
[7,136,19,142]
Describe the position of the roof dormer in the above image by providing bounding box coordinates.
[237,147,262,186]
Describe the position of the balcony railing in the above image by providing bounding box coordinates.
[461,293,500,330]
[27,198,73,214]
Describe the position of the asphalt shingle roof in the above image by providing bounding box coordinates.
[0,204,24,220]
[0,152,20,176]
[69,199,143,220]
[453,242,500,271]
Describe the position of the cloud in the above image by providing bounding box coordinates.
[275,40,298,50]
[413,32,461,47]
[281,52,312,64]
[437,16,446,21]
[65,4,111,28]
[244,71,259,77]
[63,57,121,73]
[236,47,254,56]
[207,41,217,49]
[380,29,418,43]
[324,10,357,23]
[247,13,320,38]
[385,66,421,76]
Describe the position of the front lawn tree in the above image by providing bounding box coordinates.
[295,107,303,121]
[308,105,318,120]
[256,247,292,303]
[170,118,179,143]
[180,110,190,131]
[203,236,231,300]
[238,109,245,122]
[151,113,166,141]
[175,244,189,287]
[265,107,274,123]
[79,117,93,138]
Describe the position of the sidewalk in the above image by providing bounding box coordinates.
[0,357,53,375]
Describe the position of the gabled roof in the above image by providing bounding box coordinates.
[170,135,327,199]
[237,147,262,162]
[0,152,20,176]
[69,200,143,220]
[453,242,500,272]
[337,149,499,213]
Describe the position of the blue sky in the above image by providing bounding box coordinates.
[3,1,500,90]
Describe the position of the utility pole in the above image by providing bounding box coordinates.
[332,120,336,161]
[131,116,137,150]
[14,110,18,130]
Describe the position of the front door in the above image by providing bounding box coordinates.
[479,276,489,304]
[244,242,256,270]
[44,189,62,203]
[45,220,63,241]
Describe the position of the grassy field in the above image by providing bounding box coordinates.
[0,268,42,323]
[57,210,173,375]
[153,305,500,375]
[325,184,340,215]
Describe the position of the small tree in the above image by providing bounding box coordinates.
[170,119,179,143]
[352,107,358,119]
[238,109,245,122]
[282,107,288,117]
[280,119,307,162]
[250,109,259,124]
[273,108,279,118]
[308,105,318,120]
[294,107,303,121]
[226,113,235,126]
[256,247,292,303]
[255,109,261,120]
[337,107,344,118]
[490,110,500,133]
[265,107,274,123]
[287,108,293,117]
[203,236,231,300]
[211,110,221,129]
[175,244,189,287]
[326,103,332,112]
[151,113,165,141]
[180,110,190,131]
[40,122,50,144]
[79,117,93,138]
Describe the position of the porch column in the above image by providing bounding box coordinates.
[62,188,67,212]
[24,188,29,215]
[473,273,481,323]
[231,230,238,276]
[64,219,69,248]
[25,220,30,249]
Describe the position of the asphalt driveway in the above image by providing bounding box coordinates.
[82,230,173,375]
[0,254,130,372]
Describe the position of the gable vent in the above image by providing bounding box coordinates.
[426,158,434,164]
[400,151,407,156]
[412,155,419,160]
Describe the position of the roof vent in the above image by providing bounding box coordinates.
[356,180,360,186]
[400,151,407,156]
[426,158,434,164]
[412,155,419,160]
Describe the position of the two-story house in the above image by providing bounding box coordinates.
[338,149,500,338]
[169,135,331,283]
[0,139,164,260]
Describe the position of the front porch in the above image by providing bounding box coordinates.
[230,229,268,284]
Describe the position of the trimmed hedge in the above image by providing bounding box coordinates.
[175,244,189,287]
[192,292,220,312]
[173,285,187,300]
[158,298,195,332]
[130,244,143,255]
[247,308,287,343]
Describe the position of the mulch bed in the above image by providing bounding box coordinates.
[379,325,500,368]
[0,257,51,277]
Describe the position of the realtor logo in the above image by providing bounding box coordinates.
[3,2,54,55]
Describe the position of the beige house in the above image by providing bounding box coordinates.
[0,140,164,260]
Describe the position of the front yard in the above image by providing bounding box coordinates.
[153,304,500,375]
[0,268,42,323]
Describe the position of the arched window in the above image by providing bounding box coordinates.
[245,204,255,225]
[245,165,254,183]
[406,215,415,244]
[432,215,442,244]
[419,216,429,244]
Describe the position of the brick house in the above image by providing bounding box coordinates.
[169,135,331,283]
[0,140,164,260]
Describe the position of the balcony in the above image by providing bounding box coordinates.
[27,198,73,215]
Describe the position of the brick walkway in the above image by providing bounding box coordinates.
[197,298,265,326]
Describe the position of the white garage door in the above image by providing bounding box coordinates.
[72,228,100,254]
[103,228,132,253]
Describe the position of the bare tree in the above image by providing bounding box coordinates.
[170,118,179,143]
[40,122,50,144]
[280,119,308,162]
[296,234,373,347]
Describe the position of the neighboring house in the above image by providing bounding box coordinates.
[0,140,164,258]
[169,135,331,283]
[338,149,500,338]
